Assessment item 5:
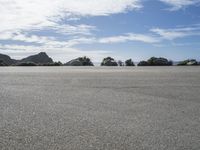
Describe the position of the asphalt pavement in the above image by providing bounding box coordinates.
[0,67,200,150]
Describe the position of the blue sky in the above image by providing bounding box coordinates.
[0,0,200,62]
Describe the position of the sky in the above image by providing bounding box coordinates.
[0,0,200,62]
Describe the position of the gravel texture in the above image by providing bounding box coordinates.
[0,67,200,150]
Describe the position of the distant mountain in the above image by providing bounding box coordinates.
[20,52,53,64]
[0,52,53,66]
[0,53,16,65]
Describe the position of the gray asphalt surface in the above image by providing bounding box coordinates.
[0,67,200,150]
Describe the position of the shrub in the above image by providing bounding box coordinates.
[138,57,173,66]
[125,59,135,66]
[118,60,124,66]
[79,56,94,66]
[137,61,149,66]
[147,57,173,66]
[17,62,37,66]
[101,57,118,66]
[65,56,94,66]
[42,62,63,66]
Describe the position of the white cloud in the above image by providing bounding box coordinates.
[151,25,200,40]
[99,33,160,44]
[0,31,56,44]
[0,0,142,61]
[160,0,200,10]
[53,24,96,36]
[0,0,141,33]
[97,25,200,44]
[151,28,187,40]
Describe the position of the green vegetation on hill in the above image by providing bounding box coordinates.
[137,61,149,66]
[138,57,173,66]
[16,62,37,66]
[65,56,94,66]
[0,52,199,67]
[41,62,63,66]
[101,57,118,66]
[125,59,135,66]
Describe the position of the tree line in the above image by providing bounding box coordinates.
[0,52,199,66]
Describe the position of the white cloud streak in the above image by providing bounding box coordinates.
[97,25,200,45]
[151,25,200,40]
[160,0,200,10]
[53,24,96,36]
[99,33,160,44]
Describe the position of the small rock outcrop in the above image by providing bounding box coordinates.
[65,57,94,66]
[177,59,199,66]
[101,57,118,66]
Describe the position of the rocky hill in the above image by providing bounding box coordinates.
[0,52,53,66]
[0,53,16,65]
[19,52,53,64]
